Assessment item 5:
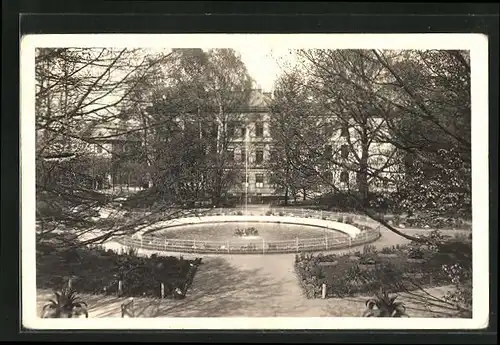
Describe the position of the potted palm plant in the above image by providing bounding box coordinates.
[41,286,88,318]
[362,288,409,317]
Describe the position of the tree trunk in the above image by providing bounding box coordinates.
[358,136,370,206]
[303,187,307,201]
[284,186,289,206]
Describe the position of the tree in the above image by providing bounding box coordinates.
[371,49,471,219]
[271,49,471,242]
[269,69,322,205]
[35,47,181,245]
[203,49,253,206]
[143,48,252,207]
[296,49,400,205]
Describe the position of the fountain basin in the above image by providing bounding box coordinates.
[142,215,362,238]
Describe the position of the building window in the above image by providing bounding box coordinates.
[270,150,278,161]
[240,124,247,137]
[255,174,264,188]
[255,149,264,164]
[324,145,333,158]
[341,124,349,137]
[240,147,246,162]
[228,122,237,137]
[324,123,334,137]
[340,170,349,183]
[255,122,264,137]
[96,145,103,153]
[325,171,333,183]
[341,144,349,159]
[382,178,389,188]
[227,148,234,162]
[404,152,414,168]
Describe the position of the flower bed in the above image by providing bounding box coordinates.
[234,227,259,237]
[36,241,202,299]
[294,233,472,299]
[381,214,471,230]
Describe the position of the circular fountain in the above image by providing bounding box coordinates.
[118,125,381,254]
[119,209,382,255]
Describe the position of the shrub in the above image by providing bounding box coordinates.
[442,263,472,317]
[380,246,396,254]
[363,289,409,317]
[278,211,285,216]
[37,243,199,299]
[237,210,243,216]
[41,285,88,318]
[265,210,273,216]
[407,246,425,259]
[359,255,377,265]
[345,216,354,224]
[362,244,377,255]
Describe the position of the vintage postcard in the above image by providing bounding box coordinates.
[20,33,489,330]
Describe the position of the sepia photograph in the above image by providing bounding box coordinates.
[20,33,489,330]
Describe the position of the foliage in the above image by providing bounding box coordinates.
[269,49,471,242]
[442,263,472,317]
[41,285,88,318]
[363,289,409,317]
[37,242,202,299]
[294,233,469,300]
[234,227,259,237]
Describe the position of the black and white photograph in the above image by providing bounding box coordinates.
[20,33,489,330]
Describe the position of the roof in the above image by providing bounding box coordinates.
[242,89,272,112]
[90,118,142,142]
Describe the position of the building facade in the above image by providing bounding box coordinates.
[227,89,276,201]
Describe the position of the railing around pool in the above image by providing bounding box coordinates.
[115,225,381,255]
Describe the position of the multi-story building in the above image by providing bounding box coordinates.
[227,89,275,202]
[87,119,144,189]
[319,116,400,194]
[82,89,400,199]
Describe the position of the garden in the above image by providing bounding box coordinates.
[36,233,202,300]
[294,230,472,317]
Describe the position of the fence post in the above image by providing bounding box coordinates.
[322,284,327,299]
[296,237,299,253]
[140,237,143,249]
[226,241,230,253]
[325,234,328,250]
[348,237,352,247]
[67,278,72,289]
[161,283,165,299]
[118,280,123,296]
[262,238,265,254]
[164,238,167,250]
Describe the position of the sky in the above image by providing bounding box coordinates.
[237,47,297,92]
[147,47,298,92]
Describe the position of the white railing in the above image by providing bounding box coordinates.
[116,225,381,255]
